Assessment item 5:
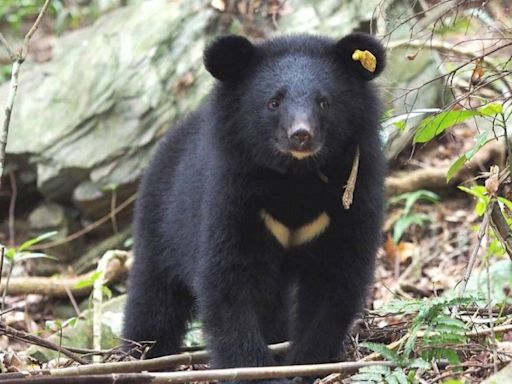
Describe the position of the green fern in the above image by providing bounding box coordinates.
[356,295,479,383]
[351,365,410,384]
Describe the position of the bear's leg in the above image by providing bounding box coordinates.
[123,275,193,358]
[260,281,290,346]
[287,263,370,365]
[197,255,292,384]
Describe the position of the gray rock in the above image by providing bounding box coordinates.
[28,203,66,230]
[27,202,82,263]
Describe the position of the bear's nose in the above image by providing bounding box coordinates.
[289,129,312,146]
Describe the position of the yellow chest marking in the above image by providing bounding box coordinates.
[260,210,330,249]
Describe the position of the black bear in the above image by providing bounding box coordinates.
[123,33,386,381]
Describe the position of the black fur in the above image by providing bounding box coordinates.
[123,33,386,383]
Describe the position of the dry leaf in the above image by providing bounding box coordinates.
[485,165,499,197]
[210,0,226,11]
[172,72,195,93]
[406,51,419,61]
[383,235,415,265]
[471,58,485,86]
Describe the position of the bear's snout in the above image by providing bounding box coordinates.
[289,127,312,147]
[282,118,321,160]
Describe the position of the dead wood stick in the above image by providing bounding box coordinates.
[385,141,504,196]
[0,253,128,298]
[0,360,394,383]
[342,147,360,209]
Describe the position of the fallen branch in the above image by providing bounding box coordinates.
[385,141,504,196]
[0,342,287,378]
[0,252,128,298]
[0,360,394,383]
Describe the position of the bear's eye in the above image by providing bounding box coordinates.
[319,99,330,110]
[267,98,280,111]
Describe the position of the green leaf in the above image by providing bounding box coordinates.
[15,252,58,262]
[388,368,409,384]
[4,248,16,261]
[414,110,478,143]
[376,298,424,315]
[361,342,402,364]
[447,132,489,182]
[404,322,421,358]
[102,285,112,299]
[63,317,78,328]
[393,214,431,243]
[458,185,487,200]
[413,104,503,143]
[18,231,58,252]
[74,270,102,289]
[447,156,467,182]
[408,358,430,369]
[394,120,406,131]
[352,365,391,383]
[458,185,490,215]
[389,190,439,216]
[479,102,503,115]
[422,348,460,365]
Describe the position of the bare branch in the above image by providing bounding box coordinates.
[0,33,15,60]
[22,0,52,59]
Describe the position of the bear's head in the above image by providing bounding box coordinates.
[204,33,386,173]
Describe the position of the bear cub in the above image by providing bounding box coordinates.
[123,33,386,382]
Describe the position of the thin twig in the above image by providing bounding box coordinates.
[0,33,15,60]
[1,260,14,313]
[0,320,88,364]
[21,0,52,59]
[486,257,498,374]
[8,170,17,247]
[456,200,494,299]
[0,246,3,290]
[63,284,81,317]
[0,60,22,190]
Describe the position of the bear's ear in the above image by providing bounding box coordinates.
[333,33,386,81]
[204,35,256,82]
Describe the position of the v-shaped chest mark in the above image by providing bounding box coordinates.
[260,210,330,249]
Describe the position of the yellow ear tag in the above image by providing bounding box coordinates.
[352,49,377,73]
